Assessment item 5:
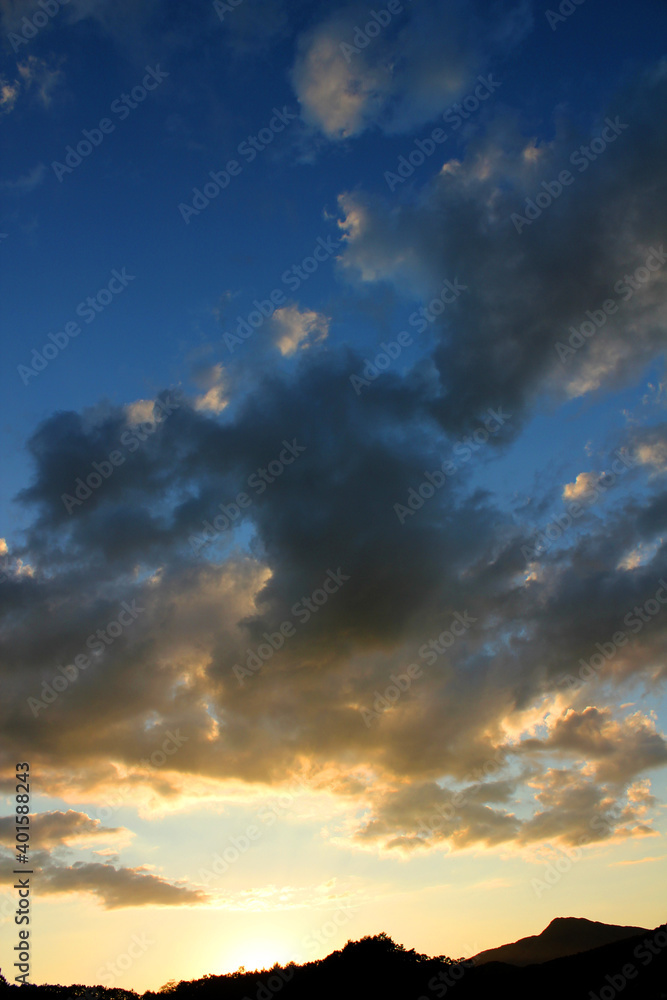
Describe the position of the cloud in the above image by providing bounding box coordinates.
[16,55,62,107]
[2,61,667,863]
[633,427,667,475]
[609,854,667,866]
[0,77,19,114]
[352,778,521,853]
[272,305,329,355]
[335,62,667,434]
[35,860,209,908]
[0,809,129,850]
[518,768,658,847]
[0,57,62,115]
[520,707,667,785]
[291,0,532,138]
[0,163,47,194]
[1,359,666,856]
[562,472,601,503]
[192,364,229,414]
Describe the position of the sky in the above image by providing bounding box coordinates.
[1,0,667,991]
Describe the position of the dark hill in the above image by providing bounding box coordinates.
[478,923,667,1000]
[472,916,648,966]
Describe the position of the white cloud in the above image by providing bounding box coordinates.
[291,0,531,139]
[193,363,228,413]
[562,472,599,503]
[636,440,667,474]
[125,399,159,425]
[272,305,329,356]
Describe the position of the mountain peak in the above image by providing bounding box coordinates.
[472,917,649,967]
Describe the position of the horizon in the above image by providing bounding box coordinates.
[1,0,667,992]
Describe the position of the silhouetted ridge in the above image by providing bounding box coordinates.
[472,916,649,966]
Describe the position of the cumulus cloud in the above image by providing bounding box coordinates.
[518,768,657,847]
[272,305,329,355]
[520,708,667,785]
[562,472,601,503]
[291,0,532,138]
[352,778,521,853]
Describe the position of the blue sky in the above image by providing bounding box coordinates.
[1,0,667,990]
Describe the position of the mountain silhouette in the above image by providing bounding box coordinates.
[472,916,649,966]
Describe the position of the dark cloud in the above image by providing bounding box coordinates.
[520,708,667,785]
[0,853,208,908]
[0,809,127,850]
[1,56,666,870]
[336,63,667,435]
[38,860,208,908]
